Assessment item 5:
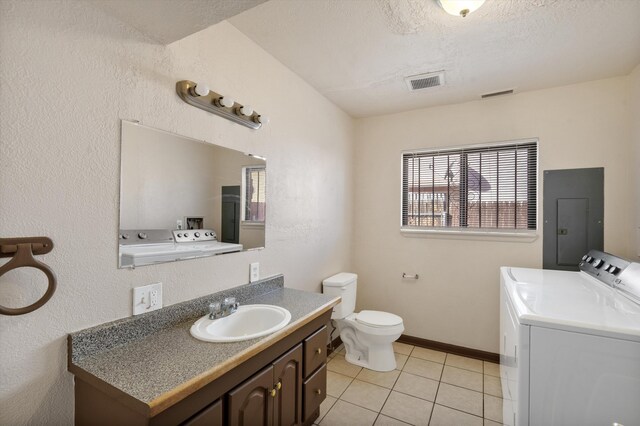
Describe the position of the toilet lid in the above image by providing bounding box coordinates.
[355,310,403,327]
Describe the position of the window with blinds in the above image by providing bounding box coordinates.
[401,140,537,232]
[243,166,266,222]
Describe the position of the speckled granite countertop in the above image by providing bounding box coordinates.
[68,276,338,416]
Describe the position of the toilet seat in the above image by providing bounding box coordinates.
[355,310,403,328]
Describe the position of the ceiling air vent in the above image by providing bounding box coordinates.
[481,89,514,99]
[405,71,445,91]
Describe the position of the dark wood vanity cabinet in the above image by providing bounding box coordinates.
[73,312,331,426]
[228,344,302,426]
[220,328,327,426]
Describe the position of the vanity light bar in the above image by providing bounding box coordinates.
[175,80,269,130]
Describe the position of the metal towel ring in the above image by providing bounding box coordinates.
[0,237,56,316]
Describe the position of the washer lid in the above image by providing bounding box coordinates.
[502,267,640,341]
[355,310,403,327]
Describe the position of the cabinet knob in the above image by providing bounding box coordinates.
[316,348,322,354]
[276,381,282,390]
[270,389,277,398]
[315,389,322,395]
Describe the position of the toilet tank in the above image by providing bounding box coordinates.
[322,273,357,319]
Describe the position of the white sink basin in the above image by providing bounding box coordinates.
[190,304,292,343]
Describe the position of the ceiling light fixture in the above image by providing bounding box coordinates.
[438,0,485,17]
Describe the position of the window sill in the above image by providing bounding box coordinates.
[400,227,538,242]
[241,221,265,228]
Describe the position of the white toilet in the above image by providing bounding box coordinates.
[322,272,404,372]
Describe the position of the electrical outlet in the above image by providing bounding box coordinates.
[250,263,260,283]
[176,219,183,230]
[133,282,163,315]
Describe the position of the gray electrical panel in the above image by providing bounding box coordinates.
[543,168,604,271]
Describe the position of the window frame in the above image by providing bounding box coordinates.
[241,165,266,225]
[399,138,539,239]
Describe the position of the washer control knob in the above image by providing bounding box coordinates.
[593,259,603,268]
[581,254,589,261]
[177,233,182,238]
[194,232,200,238]
[184,233,189,237]
[138,232,147,239]
[121,233,130,240]
[586,256,593,263]
[609,266,619,274]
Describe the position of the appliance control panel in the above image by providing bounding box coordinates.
[579,250,640,303]
[173,229,217,243]
[119,229,174,245]
[617,263,640,304]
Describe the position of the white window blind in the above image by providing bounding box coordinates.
[243,166,266,222]
[401,141,537,231]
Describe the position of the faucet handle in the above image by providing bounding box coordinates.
[223,297,237,306]
[209,302,221,319]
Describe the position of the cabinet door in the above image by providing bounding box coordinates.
[272,344,303,426]
[228,366,274,426]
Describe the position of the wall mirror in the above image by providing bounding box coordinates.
[118,120,266,268]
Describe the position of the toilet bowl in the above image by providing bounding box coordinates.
[322,273,404,372]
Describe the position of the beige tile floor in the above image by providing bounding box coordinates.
[317,342,505,426]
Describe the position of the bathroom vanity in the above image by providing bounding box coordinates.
[68,277,339,425]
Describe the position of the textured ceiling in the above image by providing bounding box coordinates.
[94,0,265,44]
[230,0,640,117]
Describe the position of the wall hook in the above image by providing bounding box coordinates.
[0,237,56,315]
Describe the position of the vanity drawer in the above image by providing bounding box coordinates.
[303,364,326,420]
[303,325,327,377]
[182,399,222,426]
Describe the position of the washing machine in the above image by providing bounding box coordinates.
[500,250,640,426]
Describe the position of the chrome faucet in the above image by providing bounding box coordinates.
[209,297,240,320]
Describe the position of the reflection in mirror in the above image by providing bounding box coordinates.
[118,120,266,268]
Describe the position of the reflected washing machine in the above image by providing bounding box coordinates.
[500,250,640,426]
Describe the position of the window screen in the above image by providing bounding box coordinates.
[243,166,266,222]
[401,141,537,231]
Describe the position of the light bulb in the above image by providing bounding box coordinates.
[240,105,254,116]
[219,96,234,108]
[257,115,270,125]
[193,83,209,97]
[438,0,485,17]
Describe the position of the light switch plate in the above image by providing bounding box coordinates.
[250,263,259,283]
[133,282,163,315]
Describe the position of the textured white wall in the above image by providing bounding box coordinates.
[631,64,640,258]
[353,76,635,353]
[0,1,353,424]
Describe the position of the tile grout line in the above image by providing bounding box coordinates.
[373,346,421,426]
[427,352,448,425]
[482,358,485,419]
[353,349,409,426]
[372,356,405,425]
[329,348,406,426]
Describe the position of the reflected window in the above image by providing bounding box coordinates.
[242,166,266,223]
